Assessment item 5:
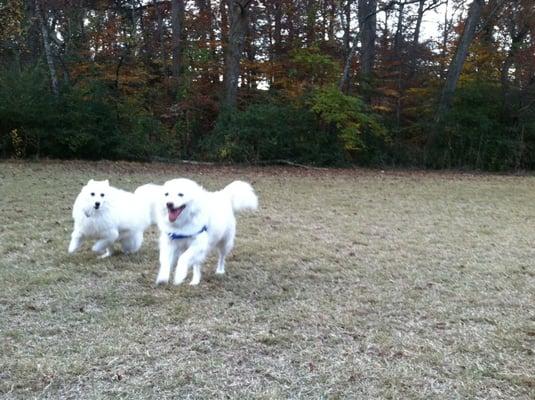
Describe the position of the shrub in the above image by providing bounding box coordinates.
[0,65,165,160]
[0,65,56,157]
[309,86,389,164]
[203,101,345,165]
[432,81,534,170]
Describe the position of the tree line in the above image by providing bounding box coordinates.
[1,0,534,169]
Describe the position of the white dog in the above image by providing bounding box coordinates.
[134,183,162,225]
[68,179,152,258]
[155,178,258,286]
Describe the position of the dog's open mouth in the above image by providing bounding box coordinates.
[167,204,186,222]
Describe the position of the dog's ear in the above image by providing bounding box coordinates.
[88,179,94,184]
[104,179,110,186]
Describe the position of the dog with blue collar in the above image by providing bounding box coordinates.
[154,178,258,286]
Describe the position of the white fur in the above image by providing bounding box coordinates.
[134,183,162,225]
[155,178,258,286]
[68,179,152,257]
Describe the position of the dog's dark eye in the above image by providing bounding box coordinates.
[165,192,169,197]
[90,192,95,196]
[100,193,105,197]
[178,193,184,197]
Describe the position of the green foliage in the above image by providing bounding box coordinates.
[430,81,535,170]
[203,100,345,165]
[288,47,340,87]
[114,99,164,160]
[310,86,387,150]
[0,65,164,160]
[1,66,533,170]
[163,94,220,159]
[0,65,56,157]
[0,0,24,57]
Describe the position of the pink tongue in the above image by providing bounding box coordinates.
[168,208,182,222]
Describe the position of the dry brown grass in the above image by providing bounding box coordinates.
[0,160,534,399]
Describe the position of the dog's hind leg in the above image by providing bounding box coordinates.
[190,265,201,285]
[216,236,234,275]
[121,231,143,254]
[92,229,119,257]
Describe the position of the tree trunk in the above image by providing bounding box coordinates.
[435,0,485,120]
[273,1,282,56]
[35,0,59,96]
[154,0,168,85]
[220,0,229,51]
[342,0,416,93]
[341,0,352,58]
[245,8,257,89]
[206,0,216,55]
[393,2,405,56]
[222,0,251,108]
[306,0,316,46]
[440,0,451,79]
[22,0,39,65]
[501,26,528,112]
[196,0,216,84]
[339,0,379,93]
[339,29,361,93]
[358,0,376,77]
[328,0,336,43]
[287,2,296,45]
[196,0,210,48]
[206,0,217,84]
[393,3,405,129]
[428,0,485,153]
[170,0,184,87]
[407,0,425,78]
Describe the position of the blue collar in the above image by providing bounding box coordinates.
[168,225,207,240]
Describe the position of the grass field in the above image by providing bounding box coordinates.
[0,161,534,399]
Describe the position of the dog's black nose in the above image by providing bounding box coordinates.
[95,202,100,209]
[166,202,174,209]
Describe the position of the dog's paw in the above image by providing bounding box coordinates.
[68,238,80,254]
[173,271,187,285]
[97,249,112,259]
[155,275,169,286]
[173,267,188,286]
[172,277,185,286]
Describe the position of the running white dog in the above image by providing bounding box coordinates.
[68,179,152,258]
[155,178,258,286]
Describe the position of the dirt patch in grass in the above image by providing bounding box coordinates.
[0,161,534,399]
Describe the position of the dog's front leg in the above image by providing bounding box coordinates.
[91,229,119,256]
[68,231,83,254]
[156,235,178,285]
[173,255,190,285]
[173,241,208,285]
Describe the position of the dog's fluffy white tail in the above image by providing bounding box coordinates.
[222,181,258,213]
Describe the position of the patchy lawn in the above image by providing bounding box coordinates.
[0,161,534,399]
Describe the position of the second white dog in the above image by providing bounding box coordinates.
[155,178,258,286]
[68,179,153,258]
